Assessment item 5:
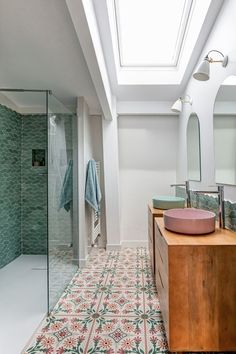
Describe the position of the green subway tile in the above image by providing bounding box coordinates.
[0,105,22,268]
[21,114,47,255]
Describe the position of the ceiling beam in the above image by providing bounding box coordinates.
[117,101,178,116]
[66,0,114,120]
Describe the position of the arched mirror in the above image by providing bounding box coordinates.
[214,76,236,185]
[187,113,201,181]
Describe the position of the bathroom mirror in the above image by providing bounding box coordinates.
[187,113,201,181]
[214,76,236,185]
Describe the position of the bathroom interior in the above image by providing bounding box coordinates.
[0,0,236,353]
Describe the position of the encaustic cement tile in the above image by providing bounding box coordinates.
[83,317,168,354]
[68,269,112,289]
[108,268,143,288]
[23,248,169,354]
[23,316,168,354]
[22,316,94,354]
[52,288,102,316]
[98,289,144,317]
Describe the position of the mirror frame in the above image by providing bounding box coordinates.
[213,75,236,186]
[186,112,202,182]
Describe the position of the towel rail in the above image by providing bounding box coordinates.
[91,161,101,245]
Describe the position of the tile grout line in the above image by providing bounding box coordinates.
[23,248,170,353]
[82,253,115,353]
[142,258,149,354]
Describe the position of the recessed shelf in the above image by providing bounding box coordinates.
[32,149,46,167]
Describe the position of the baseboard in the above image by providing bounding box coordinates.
[106,243,121,251]
[78,254,89,268]
[121,240,148,248]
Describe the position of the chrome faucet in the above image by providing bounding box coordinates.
[191,185,225,228]
[170,181,191,208]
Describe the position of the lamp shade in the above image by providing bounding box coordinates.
[171,98,182,113]
[193,59,210,81]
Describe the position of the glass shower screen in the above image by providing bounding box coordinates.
[47,93,78,312]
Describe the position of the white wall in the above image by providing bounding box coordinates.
[84,114,107,248]
[177,0,236,201]
[77,98,105,266]
[118,115,179,246]
[214,115,236,184]
[102,115,121,249]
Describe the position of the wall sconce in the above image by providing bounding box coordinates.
[193,50,228,81]
[171,94,192,113]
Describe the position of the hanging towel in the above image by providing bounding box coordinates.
[59,159,73,212]
[85,159,102,213]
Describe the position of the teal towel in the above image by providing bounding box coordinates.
[59,160,73,212]
[85,159,102,213]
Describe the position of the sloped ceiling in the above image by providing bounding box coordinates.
[0,0,224,116]
[93,0,224,102]
[0,0,100,113]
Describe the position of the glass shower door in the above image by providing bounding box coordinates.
[47,93,78,312]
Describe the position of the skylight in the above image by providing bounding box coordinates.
[114,0,193,67]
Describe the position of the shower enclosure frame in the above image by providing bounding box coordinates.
[0,88,78,314]
[0,88,50,313]
[0,88,74,316]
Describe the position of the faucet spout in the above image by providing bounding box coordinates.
[217,185,225,229]
[191,185,225,228]
[170,181,191,208]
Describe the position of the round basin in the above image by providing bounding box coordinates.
[163,208,216,235]
[152,196,185,210]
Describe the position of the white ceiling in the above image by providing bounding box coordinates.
[93,0,224,102]
[0,0,100,113]
[114,0,191,67]
[0,0,225,116]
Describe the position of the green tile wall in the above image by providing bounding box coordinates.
[21,114,47,254]
[0,105,22,268]
[0,105,48,268]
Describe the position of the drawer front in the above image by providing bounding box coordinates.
[154,221,169,341]
[155,222,168,270]
[149,237,154,273]
[148,208,154,273]
[148,208,153,241]
[155,242,168,289]
[155,267,169,341]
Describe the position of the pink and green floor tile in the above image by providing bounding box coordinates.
[23,248,168,354]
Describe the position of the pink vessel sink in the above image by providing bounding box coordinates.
[163,208,216,235]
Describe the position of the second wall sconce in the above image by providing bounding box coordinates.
[193,50,228,81]
[171,94,192,113]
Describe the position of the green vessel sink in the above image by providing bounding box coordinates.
[152,195,185,210]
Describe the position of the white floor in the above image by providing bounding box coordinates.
[0,255,47,354]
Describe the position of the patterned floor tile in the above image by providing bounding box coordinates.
[68,269,111,289]
[83,259,113,270]
[108,268,143,288]
[53,288,102,316]
[99,288,144,317]
[84,317,154,353]
[23,247,169,354]
[22,316,94,353]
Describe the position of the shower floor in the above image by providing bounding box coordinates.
[0,255,47,354]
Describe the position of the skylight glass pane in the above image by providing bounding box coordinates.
[115,0,190,67]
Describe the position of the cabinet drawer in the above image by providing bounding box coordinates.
[148,234,153,255]
[155,242,168,288]
[155,222,168,269]
[155,268,169,340]
[148,212,153,238]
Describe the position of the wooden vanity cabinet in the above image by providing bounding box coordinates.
[154,217,236,352]
[148,205,163,274]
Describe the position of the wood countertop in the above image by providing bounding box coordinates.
[155,217,236,246]
[148,204,164,216]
